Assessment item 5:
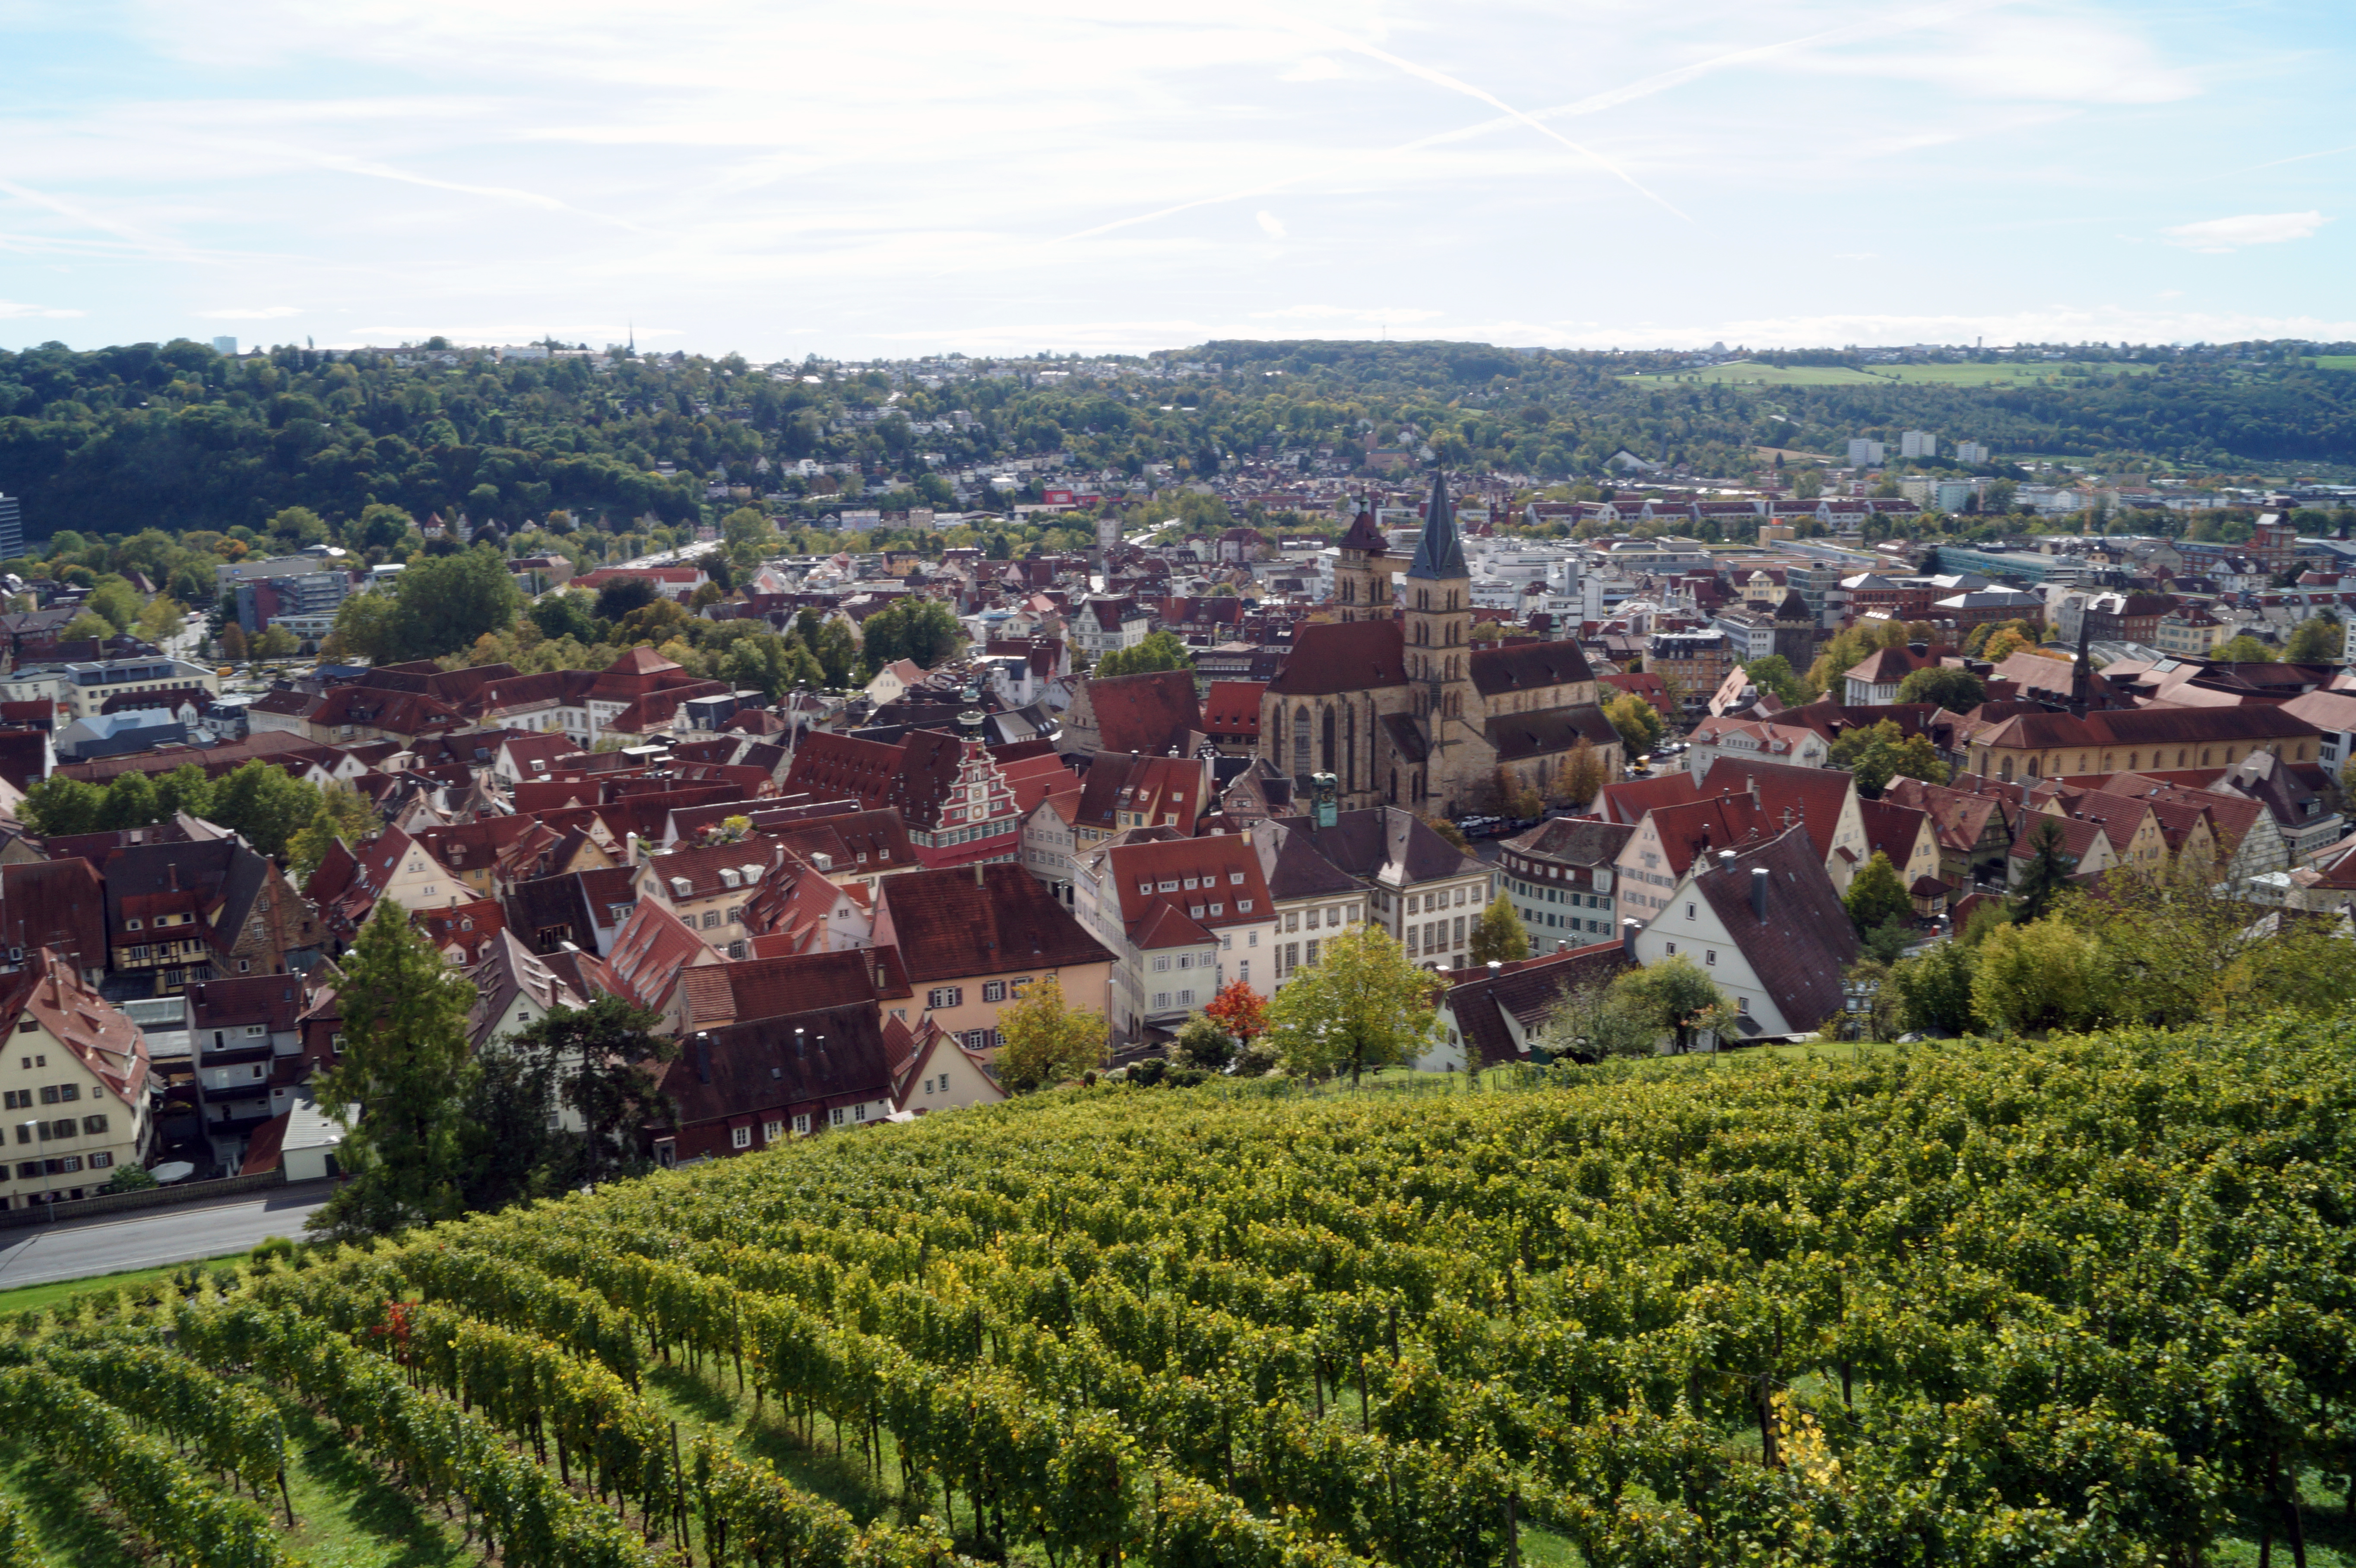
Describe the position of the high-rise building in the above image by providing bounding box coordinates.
[1900,430,1937,458]
[0,492,19,560]
[1845,438,1886,467]
[212,335,238,356]
[1955,440,1989,465]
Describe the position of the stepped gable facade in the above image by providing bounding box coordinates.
[1259,473,1618,817]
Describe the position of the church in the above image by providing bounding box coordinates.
[1257,475,1623,816]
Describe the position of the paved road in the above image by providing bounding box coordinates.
[0,1182,335,1290]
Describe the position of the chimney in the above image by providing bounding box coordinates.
[1621,917,1640,960]
[1717,849,1736,873]
[694,1031,712,1084]
[1750,867,1769,919]
[974,860,986,888]
[167,864,179,893]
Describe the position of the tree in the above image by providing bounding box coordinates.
[1532,979,1653,1060]
[1743,656,1808,707]
[512,995,678,1179]
[995,974,1108,1092]
[1830,719,1949,797]
[1886,940,1981,1036]
[1422,816,1470,851]
[1603,692,1664,756]
[1468,894,1530,964]
[96,771,160,831]
[1970,918,2103,1035]
[530,591,602,645]
[85,578,142,634]
[386,546,524,661]
[134,594,186,647]
[2011,816,2075,923]
[18,776,103,838]
[208,759,322,860]
[455,1041,575,1211]
[1094,630,1193,678]
[721,505,779,567]
[218,622,250,662]
[253,625,299,661]
[1201,979,1267,1048]
[286,785,380,882]
[1265,924,1438,1083]
[1172,1016,1233,1072]
[1981,628,2035,664]
[858,596,964,675]
[60,611,113,644]
[1895,665,1987,710]
[308,899,480,1238]
[2053,861,2356,1029]
[2214,633,2277,664]
[1843,851,1913,933]
[1612,955,1730,1053]
[722,632,825,700]
[2284,614,2343,664]
[594,575,657,622]
[1553,738,1606,808]
[155,763,215,821]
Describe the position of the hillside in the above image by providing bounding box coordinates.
[4,336,2356,544]
[1,1018,2350,1568]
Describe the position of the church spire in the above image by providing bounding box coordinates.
[1406,470,1465,581]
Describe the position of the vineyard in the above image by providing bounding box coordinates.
[2,1015,2355,1568]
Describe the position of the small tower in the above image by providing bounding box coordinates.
[1331,498,1390,621]
[1404,470,1474,729]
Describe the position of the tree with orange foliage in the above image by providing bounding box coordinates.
[1202,979,1267,1045]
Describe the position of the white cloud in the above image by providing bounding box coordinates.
[1255,209,1286,240]
[0,300,83,319]
[1280,55,1343,82]
[2162,211,2325,252]
[196,304,302,319]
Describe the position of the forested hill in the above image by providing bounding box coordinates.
[4,335,2355,541]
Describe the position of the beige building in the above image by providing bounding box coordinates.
[0,950,153,1210]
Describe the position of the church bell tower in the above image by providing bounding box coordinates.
[1331,497,1390,622]
[1404,471,1474,733]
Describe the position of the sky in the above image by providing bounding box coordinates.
[3,0,2352,359]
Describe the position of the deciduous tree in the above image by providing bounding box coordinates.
[1266,924,1438,1083]
[1612,955,1731,1053]
[995,974,1108,1092]
[514,995,678,1179]
[1843,851,1912,932]
[1200,979,1267,1047]
[1468,894,1530,964]
[1603,692,1664,756]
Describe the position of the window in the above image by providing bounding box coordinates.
[794,1113,811,1134]
[982,981,1006,1003]
[763,1119,783,1142]
[1177,954,1192,971]
[38,1087,56,1106]
[926,986,963,1009]
[701,910,722,929]
[1238,961,1249,982]
[1209,903,1223,917]
[1152,956,1170,972]
[1666,942,1676,955]
[1705,950,1716,966]
[11,1163,32,1180]
[732,1125,752,1149]
[1151,992,1170,1011]
[0,1091,19,1111]
[1178,989,1195,1007]
[1285,911,1298,933]
[1237,899,1253,913]
[830,1107,846,1127]
[125,919,142,932]
[88,1151,111,1170]
[1686,903,1695,920]
[245,1024,266,1037]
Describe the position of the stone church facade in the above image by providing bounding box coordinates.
[1257,478,1623,817]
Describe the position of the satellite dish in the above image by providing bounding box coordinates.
[149,1161,195,1185]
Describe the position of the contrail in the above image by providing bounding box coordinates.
[1036,0,2011,252]
[1285,16,1690,221]
[0,177,189,258]
[2220,143,2356,177]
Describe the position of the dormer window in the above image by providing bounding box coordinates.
[125,919,142,932]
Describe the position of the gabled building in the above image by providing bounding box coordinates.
[1425,944,1632,1071]
[785,729,1038,869]
[186,973,305,1168]
[1498,817,1635,954]
[1265,806,1493,971]
[0,948,154,1208]
[654,1000,896,1164]
[1246,817,1371,985]
[888,1016,1007,1117]
[874,863,1115,1053]
[1072,831,1276,1042]
[1629,825,1860,1042]
[101,835,325,996]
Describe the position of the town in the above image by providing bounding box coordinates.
[0,339,2349,1203]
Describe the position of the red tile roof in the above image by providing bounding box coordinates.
[877,863,1112,982]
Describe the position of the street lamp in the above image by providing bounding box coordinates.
[17,1120,54,1221]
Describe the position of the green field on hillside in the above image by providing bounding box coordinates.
[1628,359,2157,388]
[0,1018,2350,1568]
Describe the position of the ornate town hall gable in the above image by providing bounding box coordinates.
[1259,476,1621,817]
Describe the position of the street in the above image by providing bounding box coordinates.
[0,1182,334,1290]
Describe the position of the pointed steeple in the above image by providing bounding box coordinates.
[2068,607,2093,718]
[1336,496,1387,554]
[1405,471,1465,582]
